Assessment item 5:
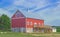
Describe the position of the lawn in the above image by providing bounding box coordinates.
[0,32,60,37]
[0,32,32,37]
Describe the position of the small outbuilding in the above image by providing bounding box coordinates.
[52,27,56,32]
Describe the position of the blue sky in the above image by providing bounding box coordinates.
[0,0,60,26]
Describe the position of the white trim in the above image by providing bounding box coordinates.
[12,17,25,19]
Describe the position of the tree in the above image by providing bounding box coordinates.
[0,16,3,30]
[0,14,10,31]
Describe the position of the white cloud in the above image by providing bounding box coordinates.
[13,0,25,6]
[13,0,49,9]
[0,0,60,26]
[0,8,11,18]
[38,3,60,25]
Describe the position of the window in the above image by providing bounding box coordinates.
[30,22,32,25]
[34,22,37,27]
[16,12,21,17]
[26,21,29,25]
[39,23,40,25]
[34,22,37,24]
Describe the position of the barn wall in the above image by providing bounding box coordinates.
[20,28,26,32]
[11,18,26,32]
[11,18,26,28]
[11,28,20,32]
[26,18,44,28]
[25,18,44,33]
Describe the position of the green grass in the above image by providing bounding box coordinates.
[0,32,41,37]
[0,32,60,37]
[0,26,60,37]
[0,32,32,37]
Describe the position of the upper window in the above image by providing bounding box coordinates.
[34,22,37,27]
[16,12,21,17]
[30,22,32,25]
[39,23,41,26]
[39,23,40,25]
[26,21,29,25]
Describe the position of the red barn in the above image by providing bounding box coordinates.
[11,10,44,33]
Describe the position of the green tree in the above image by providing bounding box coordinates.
[0,14,10,31]
[0,15,3,30]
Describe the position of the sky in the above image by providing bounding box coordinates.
[0,0,60,26]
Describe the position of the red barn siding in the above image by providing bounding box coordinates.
[26,18,44,28]
[12,18,26,28]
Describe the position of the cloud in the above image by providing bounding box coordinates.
[33,0,60,12]
[0,8,11,17]
[10,0,60,26]
[0,0,60,26]
[13,0,24,6]
[13,0,48,11]
[39,3,60,25]
[13,0,36,8]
